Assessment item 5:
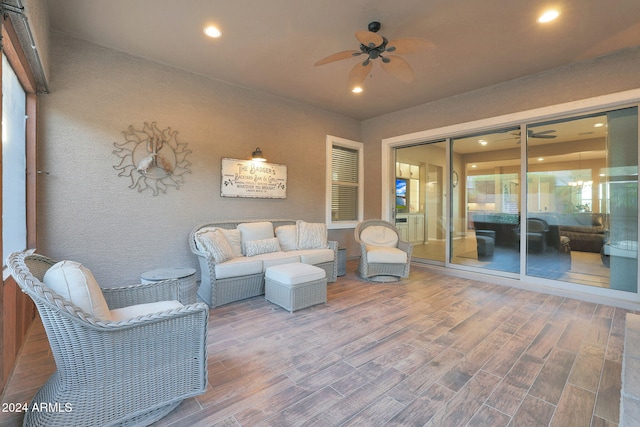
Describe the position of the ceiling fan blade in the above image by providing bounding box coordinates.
[381,55,414,82]
[386,38,434,54]
[347,61,372,89]
[528,129,557,138]
[355,30,383,48]
[314,50,361,66]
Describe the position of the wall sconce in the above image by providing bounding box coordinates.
[251,147,266,162]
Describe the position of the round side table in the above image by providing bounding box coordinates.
[141,267,197,304]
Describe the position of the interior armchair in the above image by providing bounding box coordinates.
[354,219,413,280]
[6,250,209,427]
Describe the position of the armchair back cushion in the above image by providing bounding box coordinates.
[43,260,111,321]
[360,226,399,248]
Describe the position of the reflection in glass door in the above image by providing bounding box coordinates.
[395,142,446,263]
[450,128,521,275]
[526,108,638,291]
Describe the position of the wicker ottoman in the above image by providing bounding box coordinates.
[265,263,327,312]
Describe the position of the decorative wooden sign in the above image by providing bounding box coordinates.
[221,158,287,198]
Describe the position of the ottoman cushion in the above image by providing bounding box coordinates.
[265,262,326,285]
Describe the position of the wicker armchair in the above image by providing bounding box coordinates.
[6,250,209,427]
[354,220,413,279]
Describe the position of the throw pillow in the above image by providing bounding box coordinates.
[245,237,281,257]
[220,228,243,257]
[275,225,297,251]
[43,260,112,321]
[296,220,328,250]
[195,229,236,263]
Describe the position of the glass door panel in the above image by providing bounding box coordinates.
[525,108,638,291]
[451,128,520,274]
[395,142,446,263]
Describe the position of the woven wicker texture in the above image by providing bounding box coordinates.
[265,274,327,312]
[354,220,414,279]
[189,219,338,308]
[6,250,209,427]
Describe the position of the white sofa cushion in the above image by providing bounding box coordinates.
[360,226,399,247]
[237,222,275,254]
[297,248,335,265]
[365,246,407,264]
[296,220,328,249]
[275,225,297,251]
[195,228,236,263]
[245,237,281,257]
[43,260,112,321]
[214,256,263,279]
[254,252,301,270]
[110,300,183,321]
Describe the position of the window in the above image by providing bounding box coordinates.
[2,53,27,260]
[326,135,363,229]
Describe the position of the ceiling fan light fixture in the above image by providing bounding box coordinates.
[204,25,222,38]
[538,10,560,23]
[352,86,363,93]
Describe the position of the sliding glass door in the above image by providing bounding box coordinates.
[450,128,521,275]
[526,108,638,291]
[390,104,638,295]
[395,142,446,263]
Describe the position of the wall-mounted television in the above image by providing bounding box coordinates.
[396,178,408,212]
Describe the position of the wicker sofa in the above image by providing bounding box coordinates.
[189,219,338,308]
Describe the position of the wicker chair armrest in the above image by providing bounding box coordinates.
[397,240,413,254]
[102,279,181,309]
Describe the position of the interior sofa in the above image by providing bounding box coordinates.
[189,219,337,308]
[556,212,608,253]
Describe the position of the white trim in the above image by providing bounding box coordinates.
[381,89,640,307]
[326,135,364,229]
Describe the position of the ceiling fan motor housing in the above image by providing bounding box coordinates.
[368,21,381,32]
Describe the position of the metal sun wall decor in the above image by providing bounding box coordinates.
[112,122,192,195]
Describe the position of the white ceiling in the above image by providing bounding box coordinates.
[47,0,640,120]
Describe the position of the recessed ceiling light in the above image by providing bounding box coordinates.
[204,25,222,38]
[478,140,488,146]
[471,164,477,168]
[538,10,560,23]
[352,86,363,93]
[538,157,544,161]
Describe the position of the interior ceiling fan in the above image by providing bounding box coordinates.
[497,129,557,142]
[314,21,433,88]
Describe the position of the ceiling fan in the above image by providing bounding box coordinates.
[314,21,433,88]
[497,129,557,142]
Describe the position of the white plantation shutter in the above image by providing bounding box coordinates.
[326,136,363,228]
[331,146,359,221]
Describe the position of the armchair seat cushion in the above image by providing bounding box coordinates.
[365,245,408,264]
[110,300,183,321]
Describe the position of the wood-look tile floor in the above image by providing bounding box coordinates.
[1,260,632,427]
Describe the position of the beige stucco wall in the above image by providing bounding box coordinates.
[38,31,360,285]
